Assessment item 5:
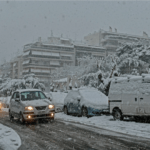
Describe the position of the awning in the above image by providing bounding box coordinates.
[22,60,30,65]
[32,51,60,57]
[61,54,72,57]
[50,61,60,66]
[31,69,50,73]
[23,69,29,73]
[23,51,30,56]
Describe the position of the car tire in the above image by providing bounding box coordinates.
[9,110,14,122]
[19,112,25,124]
[82,107,88,117]
[64,106,68,115]
[113,109,123,121]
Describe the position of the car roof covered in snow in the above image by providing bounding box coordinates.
[16,89,42,93]
[78,87,108,106]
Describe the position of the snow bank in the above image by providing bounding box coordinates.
[56,113,150,139]
[0,124,21,150]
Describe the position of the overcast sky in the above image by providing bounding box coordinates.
[0,1,150,63]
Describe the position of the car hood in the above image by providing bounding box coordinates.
[21,99,51,107]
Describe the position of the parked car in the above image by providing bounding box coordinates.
[63,87,108,117]
[109,75,150,121]
[9,89,55,123]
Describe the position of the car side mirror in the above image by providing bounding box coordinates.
[15,98,20,102]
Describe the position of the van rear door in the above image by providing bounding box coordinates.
[121,93,138,115]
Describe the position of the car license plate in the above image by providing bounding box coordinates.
[38,111,45,115]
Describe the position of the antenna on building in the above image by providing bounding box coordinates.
[143,31,148,38]
[109,26,112,32]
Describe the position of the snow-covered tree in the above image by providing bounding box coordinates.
[0,74,45,96]
[116,43,149,74]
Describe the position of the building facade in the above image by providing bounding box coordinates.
[10,55,23,79]
[22,37,106,83]
[84,28,150,55]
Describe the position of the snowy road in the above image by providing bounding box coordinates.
[0,111,150,150]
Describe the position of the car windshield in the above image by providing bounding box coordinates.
[20,91,46,101]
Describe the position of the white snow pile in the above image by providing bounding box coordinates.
[55,113,150,139]
[0,124,21,150]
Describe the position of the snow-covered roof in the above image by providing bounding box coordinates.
[79,87,108,106]
[16,89,42,92]
[111,74,150,83]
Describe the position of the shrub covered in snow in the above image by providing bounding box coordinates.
[0,74,45,96]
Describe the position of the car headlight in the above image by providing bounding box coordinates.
[48,105,54,109]
[25,106,34,111]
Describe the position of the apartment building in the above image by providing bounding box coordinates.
[9,55,23,79]
[22,38,75,83]
[84,28,150,55]
[22,37,106,83]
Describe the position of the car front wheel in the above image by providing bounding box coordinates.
[19,112,25,124]
[64,106,68,115]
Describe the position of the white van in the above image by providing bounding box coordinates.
[108,75,150,121]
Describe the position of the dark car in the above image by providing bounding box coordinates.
[63,87,108,117]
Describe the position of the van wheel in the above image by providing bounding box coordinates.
[64,107,68,115]
[113,109,123,121]
[19,113,25,124]
[82,107,88,117]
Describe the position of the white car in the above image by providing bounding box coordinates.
[9,89,55,123]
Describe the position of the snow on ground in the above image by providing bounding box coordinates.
[55,113,150,139]
[0,123,21,150]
